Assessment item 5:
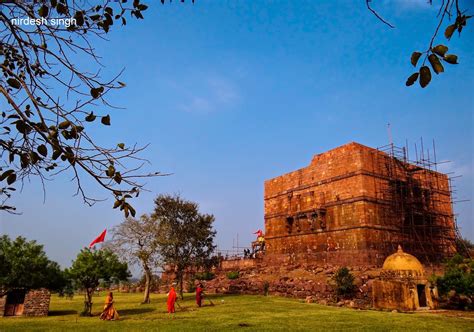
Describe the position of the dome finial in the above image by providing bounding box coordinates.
[397,245,403,253]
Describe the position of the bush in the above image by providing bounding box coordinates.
[226,271,239,280]
[332,267,355,298]
[194,271,215,281]
[263,281,269,296]
[456,237,474,258]
[58,281,75,299]
[187,280,196,293]
[435,254,473,309]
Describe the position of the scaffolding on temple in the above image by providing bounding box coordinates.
[374,138,467,265]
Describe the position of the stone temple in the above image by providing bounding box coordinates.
[263,142,457,267]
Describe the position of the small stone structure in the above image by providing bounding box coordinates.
[0,288,51,317]
[372,246,437,311]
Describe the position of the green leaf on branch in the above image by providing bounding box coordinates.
[129,205,136,217]
[445,24,456,40]
[74,11,85,26]
[7,173,17,185]
[57,3,67,15]
[38,144,48,157]
[0,170,15,182]
[432,45,448,57]
[15,120,29,134]
[428,54,444,74]
[411,52,422,67]
[85,112,96,122]
[101,115,111,126]
[419,66,431,88]
[106,165,116,177]
[38,5,49,18]
[29,151,40,164]
[58,120,71,129]
[443,54,458,64]
[90,87,104,99]
[113,172,122,184]
[117,143,125,149]
[20,153,30,168]
[7,78,21,89]
[104,13,114,26]
[405,72,419,86]
[113,199,122,209]
[52,150,62,160]
[69,126,79,139]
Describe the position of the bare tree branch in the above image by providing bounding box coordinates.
[366,0,395,29]
[0,1,185,214]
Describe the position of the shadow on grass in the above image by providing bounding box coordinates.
[118,308,156,316]
[49,310,78,316]
[238,323,251,328]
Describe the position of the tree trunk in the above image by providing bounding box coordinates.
[179,272,184,300]
[142,264,151,304]
[83,288,93,316]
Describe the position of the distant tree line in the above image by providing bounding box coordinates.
[0,193,217,315]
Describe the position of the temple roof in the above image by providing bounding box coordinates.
[382,245,424,273]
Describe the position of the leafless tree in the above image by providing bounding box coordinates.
[107,214,161,304]
[0,1,192,214]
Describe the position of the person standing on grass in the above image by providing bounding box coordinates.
[99,292,119,320]
[196,283,204,307]
[167,283,178,316]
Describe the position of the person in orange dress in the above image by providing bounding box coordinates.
[99,292,119,320]
[167,283,178,316]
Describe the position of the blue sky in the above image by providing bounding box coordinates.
[1,0,473,270]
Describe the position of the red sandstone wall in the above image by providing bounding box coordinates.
[264,142,456,266]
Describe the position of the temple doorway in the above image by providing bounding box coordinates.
[4,289,26,316]
[417,285,427,307]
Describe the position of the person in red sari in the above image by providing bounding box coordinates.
[99,292,119,320]
[196,283,204,307]
[167,283,177,316]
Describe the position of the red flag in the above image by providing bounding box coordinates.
[89,229,107,248]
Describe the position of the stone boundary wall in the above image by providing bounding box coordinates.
[0,295,5,317]
[23,289,50,316]
[221,258,258,271]
[0,289,50,317]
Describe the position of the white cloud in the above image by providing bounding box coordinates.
[438,161,473,178]
[177,76,239,114]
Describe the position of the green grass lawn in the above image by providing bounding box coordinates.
[0,292,473,331]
